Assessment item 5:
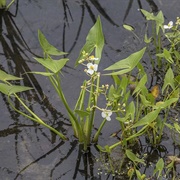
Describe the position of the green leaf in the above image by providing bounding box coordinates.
[144,34,152,44]
[34,57,69,74]
[154,11,164,34]
[140,9,155,21]
[74,80,86,111]
[132,108,160,128]
[29,72,54,76]
[112,75,121,87]
[140,9,164,35]
[119,75,129,95]
[74,109,90,118]
[174,123,180,133]
[174,50,180,60]
[140,94,152,107]
[153,158,164,178]
[154,98,178,109]
[104,47,146,75]
[123,24,134,31]
[126,149,145,164]
[162,68,175,93]
[163,48,173,63]
[135,170,145,180]
[155,11,164,25]
[127,101,135,121]
[132,74,148,96]
[38,30,67,56]
[0,70,22,82]
[0,83,33,95]
[75,16,104,66]
[108,84,115,101]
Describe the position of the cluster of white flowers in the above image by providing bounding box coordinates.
[79,53,99,75]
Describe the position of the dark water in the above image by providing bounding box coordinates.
[0,0,180,179]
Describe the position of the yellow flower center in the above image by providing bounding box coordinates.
[90,65,94,70]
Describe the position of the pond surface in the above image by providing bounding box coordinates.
[0,0,180,179]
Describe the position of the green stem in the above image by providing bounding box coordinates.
[74,81,87,128]
[93,119,106,142]
[84,73,100,147]
[84,79,95,146]
[157,30,162,67]
[11,94,67,140]
[50,73,84,142]
[158,109,169,142]
[6,0,14,10]
[109,125,147,151]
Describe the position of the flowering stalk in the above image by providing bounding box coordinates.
[84,73,100,147]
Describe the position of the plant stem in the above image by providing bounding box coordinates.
[54,73,84,142]
[11,94,67,140]
[93,119,106,142]
[85,74,100,147]
[109,125,147,151]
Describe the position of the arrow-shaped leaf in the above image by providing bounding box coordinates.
[38,30,67,56]
[104,47,146,75]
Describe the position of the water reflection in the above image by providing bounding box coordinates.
[123,0,158,22]
[0,0,179,179]
[62,0,119,56]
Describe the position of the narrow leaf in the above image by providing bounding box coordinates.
[123,24,134,31]
[29,72,54,76]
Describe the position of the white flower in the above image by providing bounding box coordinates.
[164,21,173,29]
[87,63,98,75]
[101,110,112,121]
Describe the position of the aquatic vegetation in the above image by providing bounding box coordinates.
[0,9,180,179]
[0,0,15,10]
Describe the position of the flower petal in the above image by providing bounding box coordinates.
[169,21,173,26]
[94,64,98,71]
[87,63,93,68]
[101,112,106,118]
[164,25,169,29]
[106,116,111,121]
[107,111,112,117]
[87,69,94,75]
